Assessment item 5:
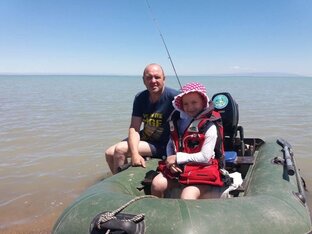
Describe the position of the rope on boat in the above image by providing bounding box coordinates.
[96,195,157,229]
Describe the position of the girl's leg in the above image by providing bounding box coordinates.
[151,173,170,198]
[181,185,210,200]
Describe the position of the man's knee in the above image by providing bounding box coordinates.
[105,146,115,159]
[114,142,128,156]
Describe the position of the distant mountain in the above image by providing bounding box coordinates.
[224,72,304,77]
[179,72,310,77]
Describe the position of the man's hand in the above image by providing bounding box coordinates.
[131,154,146,168]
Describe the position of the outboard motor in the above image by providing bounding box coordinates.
[212,92,244,155]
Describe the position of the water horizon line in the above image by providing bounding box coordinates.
[0,71,311,78]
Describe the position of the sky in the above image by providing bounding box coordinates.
[0,0,311,76]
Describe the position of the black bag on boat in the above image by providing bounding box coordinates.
[139,170,159,195]
[90,211,145,234]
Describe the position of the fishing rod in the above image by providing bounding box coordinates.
[145,0,182,89]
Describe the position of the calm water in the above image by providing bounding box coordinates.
[1,75,312,233]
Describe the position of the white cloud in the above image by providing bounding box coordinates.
[230,65,241,70]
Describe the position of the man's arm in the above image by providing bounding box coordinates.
[128,116,146,167]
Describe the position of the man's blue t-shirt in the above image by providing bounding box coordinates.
[132,87,179,156]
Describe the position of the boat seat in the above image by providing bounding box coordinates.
[225,151,254,168]
[212,92,245,155]
[235,156,254,165]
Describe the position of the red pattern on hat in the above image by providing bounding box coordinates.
[173,82,209,111]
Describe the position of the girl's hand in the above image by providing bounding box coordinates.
[169,164,182,173]
[166,155,177,168]
[166,155,182,173]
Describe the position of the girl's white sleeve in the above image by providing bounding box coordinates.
[176,124,217,164]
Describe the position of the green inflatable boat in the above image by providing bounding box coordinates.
[53,93,311,234]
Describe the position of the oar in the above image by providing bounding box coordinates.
[276,138,306,203]
[276,138,295,175]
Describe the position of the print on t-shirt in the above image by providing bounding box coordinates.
[141,113,164,141]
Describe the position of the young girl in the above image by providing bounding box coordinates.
[151,82,224,199]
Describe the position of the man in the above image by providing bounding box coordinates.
[105,63,179,174]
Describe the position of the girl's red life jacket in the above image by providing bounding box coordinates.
[157,102,225,186]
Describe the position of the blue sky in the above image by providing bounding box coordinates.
[0,0,311,76]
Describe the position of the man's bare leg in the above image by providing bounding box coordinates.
[105,144,117,173]
[112,141,154,174]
